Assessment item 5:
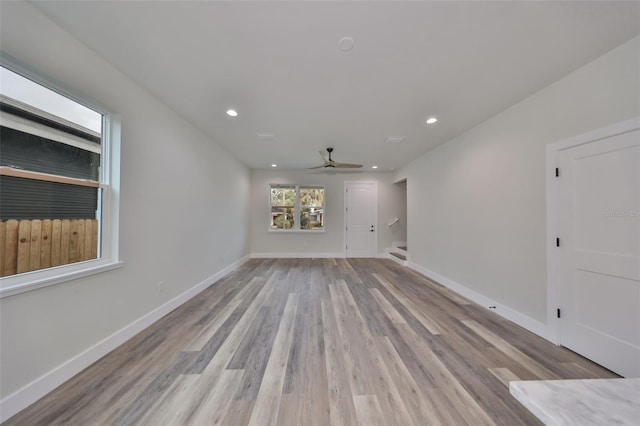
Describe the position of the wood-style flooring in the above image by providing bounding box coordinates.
[5,258,617,425]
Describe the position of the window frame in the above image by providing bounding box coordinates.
[0,59,122,298]
[269,184,325,233]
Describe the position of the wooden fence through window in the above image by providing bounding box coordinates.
[0,219,98,277]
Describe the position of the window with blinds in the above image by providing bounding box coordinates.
[0,65,108,278]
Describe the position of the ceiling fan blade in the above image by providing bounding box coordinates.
[333,162,363,168]
[308,155,331,169]
[309,148,360,169]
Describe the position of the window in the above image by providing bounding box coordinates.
[270,185,324,231]
[299,186,325,230]
[270,185,296,230]
[0,64,120,295]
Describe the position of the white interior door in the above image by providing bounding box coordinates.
[345,182,377,258]
[558,128,640,378]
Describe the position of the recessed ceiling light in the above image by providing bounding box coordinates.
[271,164,277,168]
[226,109,238,117]
[426,116,438,124]
[372,165,378,169]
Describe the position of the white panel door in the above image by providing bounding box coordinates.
[345,182,377,258]
[558,129,640,378]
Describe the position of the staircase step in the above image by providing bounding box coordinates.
[398,246,407,251]
[390,252,407,261]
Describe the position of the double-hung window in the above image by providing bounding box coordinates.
[270,185,324,231]
[0,64,120,296]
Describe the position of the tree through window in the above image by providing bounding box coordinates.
[270,185,324,231]
[270,186,296,230]
[299,187,324,230]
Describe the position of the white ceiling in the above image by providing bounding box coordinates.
[31,1,640,171]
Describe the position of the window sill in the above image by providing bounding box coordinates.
[268,229,326,234]
[0,259,124,298]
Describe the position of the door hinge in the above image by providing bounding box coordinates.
[557,308,561,318]
[555,168,559,177]
[556,237,560,247]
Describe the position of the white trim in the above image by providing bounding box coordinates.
[545,142,561,345]
[250,252,345,259]
[0,255,249,423]
[407,261,554,342]
[550,117,640,152]
[250,252,388,259]
[545,116,640,345]
[267,230,326,234]
[0,260,123,298]
[102,114,121,263]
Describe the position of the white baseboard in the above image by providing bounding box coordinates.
[250,252,345,259]
[251,253,394,260]
[407,261,553,342]
[0,255,249,423]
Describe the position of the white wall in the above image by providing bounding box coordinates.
[0,0,250,410]
[250,170,404,256]
[2,1,636,418]
[393,180,407,244]
[397,36,640,327]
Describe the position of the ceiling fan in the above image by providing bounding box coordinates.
[309,147,363,169]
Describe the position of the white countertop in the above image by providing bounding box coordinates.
[510,378,640,426]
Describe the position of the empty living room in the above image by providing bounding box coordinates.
[0,1,638,425]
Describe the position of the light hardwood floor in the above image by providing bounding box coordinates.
[6,258,616,425]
